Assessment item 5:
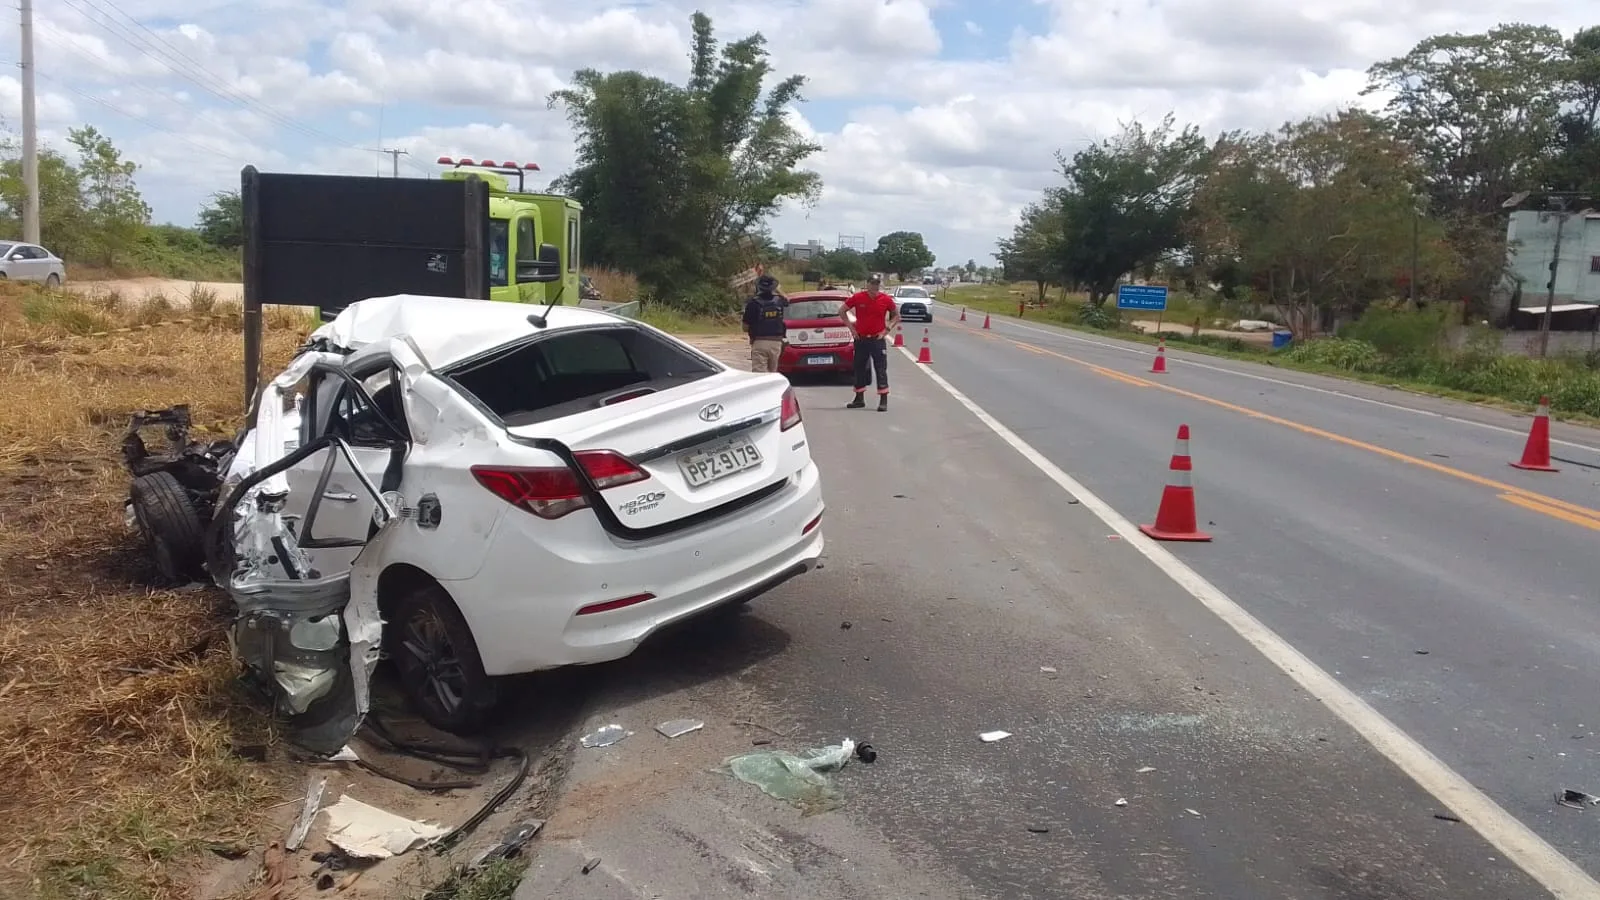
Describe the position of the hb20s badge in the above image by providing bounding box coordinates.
[619,490,667,516]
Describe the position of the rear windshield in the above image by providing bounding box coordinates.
[786,299,844,320]
[897,288,928,298]
[446,326,719,427]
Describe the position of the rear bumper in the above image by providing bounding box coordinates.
[899,305,932,320]
[779,343,855,373]
[450,461,827,675]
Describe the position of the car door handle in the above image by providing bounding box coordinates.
[323,490,360,503]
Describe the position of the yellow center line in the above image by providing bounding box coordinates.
[998,336,1600,526]
[1498,494,1600,531]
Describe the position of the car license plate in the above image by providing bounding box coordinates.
[806,355,834,366]
[678,436,763,488]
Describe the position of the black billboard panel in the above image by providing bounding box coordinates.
[240,166,490,407]
[242,167,489,319]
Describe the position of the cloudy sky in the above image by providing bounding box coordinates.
[0,0,1587,266]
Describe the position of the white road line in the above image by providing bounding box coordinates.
[965,313,1600,455]
[897,344,1600,899]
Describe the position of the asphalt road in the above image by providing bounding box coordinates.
[516,318,1600,898]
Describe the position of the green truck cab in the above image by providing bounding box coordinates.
[437,158,582,306]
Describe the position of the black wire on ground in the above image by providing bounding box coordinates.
[360,713,532,851]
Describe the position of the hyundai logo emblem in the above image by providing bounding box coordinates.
[698,403,724,422]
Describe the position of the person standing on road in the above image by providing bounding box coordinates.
[842,273,899,411]
[743,274,789,373]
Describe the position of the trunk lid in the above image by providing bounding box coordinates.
[785,316,853,348]
[506,372,798,530]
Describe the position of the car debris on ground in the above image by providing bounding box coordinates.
[723,738,859,815]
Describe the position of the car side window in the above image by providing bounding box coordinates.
[516,218,538,265]
[323,367,407,446]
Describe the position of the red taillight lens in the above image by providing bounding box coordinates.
[780,387,802,432]
[575,450,650,490]
[471,450,648,519]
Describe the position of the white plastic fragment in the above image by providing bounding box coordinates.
[580,724,632,748]
[656,719,704,739]
[1136,766,1156,773]
[1040,666,1058,674]
[321,796,448,859]
[979,731,1012,743]
[1114,798,1128,807]
[1186,808,1201,817]
[285,775,327,851]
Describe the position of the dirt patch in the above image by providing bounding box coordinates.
[680,333,752,369]
[65,278,244,308]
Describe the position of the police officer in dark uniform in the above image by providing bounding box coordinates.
[743,274,789,373]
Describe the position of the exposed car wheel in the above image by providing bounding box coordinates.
[44,274,60,289]
[129,470,207,584]
[389,582,498,734]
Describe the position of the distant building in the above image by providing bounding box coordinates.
[1500,209,1600,314]
[783,240,826,261]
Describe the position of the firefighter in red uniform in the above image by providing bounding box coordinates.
[841,274,899,411]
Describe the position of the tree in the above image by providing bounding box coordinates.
[1053,115,1211,306]
[1366,24,1570,217]
[869,230,935,279]
[1190,111,1457,336]
[197,190,243,250]
[1546,26,1600,196]
[68,126,150,265]
[550,12,822,304]
[817,247,868,281]
[0,144,85,257]
[994,198,1065,303]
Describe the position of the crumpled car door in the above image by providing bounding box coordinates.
[213,434,398,756]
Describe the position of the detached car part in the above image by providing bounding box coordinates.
[121,405,237,584]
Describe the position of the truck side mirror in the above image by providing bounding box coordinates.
[516,243,563,283]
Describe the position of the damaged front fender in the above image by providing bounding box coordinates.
[209,433,396,756]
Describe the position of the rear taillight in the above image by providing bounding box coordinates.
[471,450,648,519]
[780,387,802,432]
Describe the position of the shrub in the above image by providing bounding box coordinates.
[1286,337,1382,372]
[1338,304,1448,357]
[1076,303,1118,330]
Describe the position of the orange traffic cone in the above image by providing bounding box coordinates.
[916,329,932,364]
[959,307,967,322]
[1139,425,1212,542]
[1511,396,1559,472]
[893,325,904,347]
[1151,339,1168,374]
[982,313,992,330]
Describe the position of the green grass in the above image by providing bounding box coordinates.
[422,857,528,900]
[938,284,1600,426]
[638,304,742,335]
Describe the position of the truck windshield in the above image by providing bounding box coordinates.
[489,219,509,287]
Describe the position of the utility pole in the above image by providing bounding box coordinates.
[1409,210,1419,309]
[1538,196,1571,359]
[382,148,408,178]
[20,0,40,243]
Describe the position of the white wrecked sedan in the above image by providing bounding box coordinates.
[143,295,825,747]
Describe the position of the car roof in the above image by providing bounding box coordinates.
[311,294,625,366]
[786,291,851,302]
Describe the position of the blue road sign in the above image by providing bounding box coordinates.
[1116,284,1169,311]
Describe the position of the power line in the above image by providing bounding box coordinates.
[52,0,362,149]
[14,61,251,165]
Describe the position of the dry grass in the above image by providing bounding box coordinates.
[0,283,314,899]
[581,267,639,303]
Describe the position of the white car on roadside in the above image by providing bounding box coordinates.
[125,295,825,747]
[0,240,66,286]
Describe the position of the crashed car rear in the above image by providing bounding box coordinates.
[124,294,827,752]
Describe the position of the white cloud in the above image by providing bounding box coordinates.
[0,0,1586,264]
